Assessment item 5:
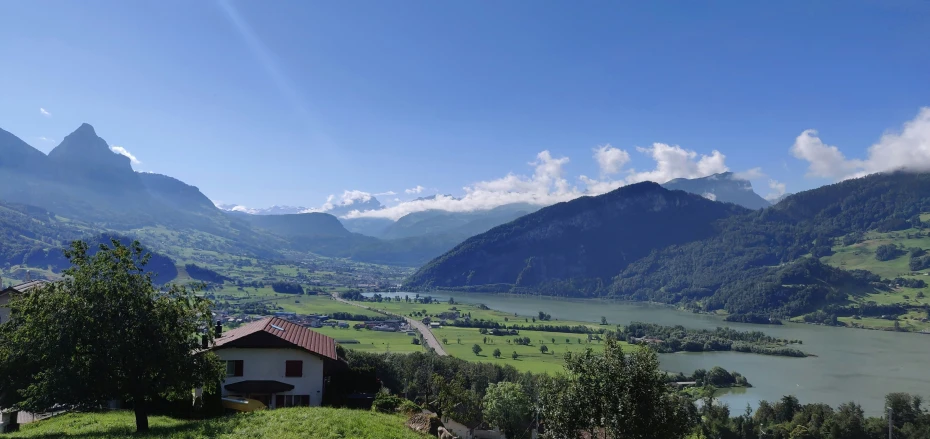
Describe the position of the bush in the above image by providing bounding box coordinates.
[398,400,422,416]
[372,392,404,414]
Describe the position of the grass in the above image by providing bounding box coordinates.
[8,408,428,439]
[431,326,634,374]
[313,322,426,354]
[275,295,383,318]
[821,227,930,308]
[360,299,600,330]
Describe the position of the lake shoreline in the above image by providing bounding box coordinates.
[369,290,930,416]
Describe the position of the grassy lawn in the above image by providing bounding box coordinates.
[432,326,633,374]
[8,408,428,438]
[314,323,426,354]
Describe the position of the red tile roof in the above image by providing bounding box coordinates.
[213,317,338,360]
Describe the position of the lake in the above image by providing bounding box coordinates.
[367,291,930,415]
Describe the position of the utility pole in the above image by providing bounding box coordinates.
[888,407,893,439]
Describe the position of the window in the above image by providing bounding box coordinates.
[276,394,310,408]
[285,360,303,377]
[226,360,243,377]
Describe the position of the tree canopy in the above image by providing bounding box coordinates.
[0,239,223,432]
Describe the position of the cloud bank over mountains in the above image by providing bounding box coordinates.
[219,107,930,221]
[792,107,930,181]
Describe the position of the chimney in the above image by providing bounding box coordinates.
[214,320,222,338]
[201,334,208,350]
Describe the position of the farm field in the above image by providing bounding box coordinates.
[359,297,602,330]
[314,322,426,354]
[822,228,930,309]
[431,326,633,374]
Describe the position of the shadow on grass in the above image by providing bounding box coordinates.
[16,415,243,439]
[19,423,205,439]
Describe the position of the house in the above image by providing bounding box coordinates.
[210,317,339,408]
[371,325,395,332]
[0,280,48,325]
[0,280,48,431]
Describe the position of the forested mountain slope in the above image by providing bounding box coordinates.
[406,182,747,291]
[0,202,177,283]
[408,171,930,318]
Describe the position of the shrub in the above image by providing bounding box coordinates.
[398,399,422,416]
[372,392,404,414]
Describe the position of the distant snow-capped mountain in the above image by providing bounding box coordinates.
[215,204,310,215]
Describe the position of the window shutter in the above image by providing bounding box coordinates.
[234,360,244,377]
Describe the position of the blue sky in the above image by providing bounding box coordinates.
[2,0,928,217]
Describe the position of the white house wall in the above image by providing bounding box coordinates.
[214,347,325,407]
[0,295,11,325]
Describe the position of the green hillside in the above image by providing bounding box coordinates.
[408,172,930,323]
[7,408,428,439]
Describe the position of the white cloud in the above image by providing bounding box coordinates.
[593,144,631,176]
[39,108,51,117]
[734,167,765,180]
[109,145,141,165]
[340,190,373,205]
[765,179,787,202]
[702,192,717,201]
[625,143,728,184]
[791,108,930,180]
[375,191,397,196]
[304,142,732,221]
[346,151,579,220]
[790,130,860,179]
[37,136,55,142]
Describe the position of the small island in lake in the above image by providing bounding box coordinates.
[619,322,809,357]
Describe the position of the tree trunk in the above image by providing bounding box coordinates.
[134,398,149,432]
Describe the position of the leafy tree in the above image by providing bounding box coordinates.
[541,336,697,438]
[540,344,549,354]
[472,344,483,356]
[601,316,608,325]
[0,240,223,432]
[493,348,501,358]
[483,382,532,439]
[876,244,905,261]
[442,338,448,345]
[706,366,736,386]
[512,351,519,360]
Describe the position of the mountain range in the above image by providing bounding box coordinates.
[4,122,930,320]
[407,171,930,319]
[0,124,540,268]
